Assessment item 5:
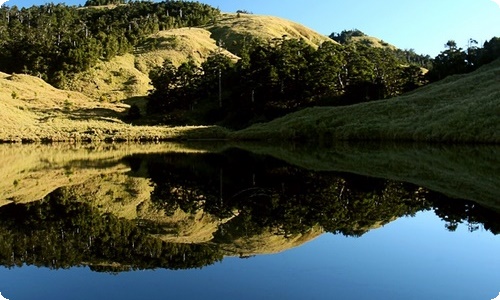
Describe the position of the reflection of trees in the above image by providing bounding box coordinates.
[431,192,500,234]
[144,150,500,239]
[0,189,222,271]
[145,151,431,238]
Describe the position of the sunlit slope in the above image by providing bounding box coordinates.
[68,13,331,101]
[207,13,331,53]
[232,58,500,143]
[349,35,398,50]
[0,72,125,141]
[67,29,238,101]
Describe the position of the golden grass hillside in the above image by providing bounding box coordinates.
[231,58,500,143]
[349,35,398,50]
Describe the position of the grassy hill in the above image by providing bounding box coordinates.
[0,12,331,142]
[231,58,500,143]
[207,13,331,54]
[1,8,498,145]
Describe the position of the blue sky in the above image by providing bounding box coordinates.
[4,0,500,56]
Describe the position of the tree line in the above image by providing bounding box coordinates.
[426,38,500,81]
[147,36,429,128]
[0,1,220,87]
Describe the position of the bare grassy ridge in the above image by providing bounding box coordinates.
[231,58,500,143]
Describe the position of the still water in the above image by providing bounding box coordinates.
[0,142,498,300]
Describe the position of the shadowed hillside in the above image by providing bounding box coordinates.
[231,58,500,143]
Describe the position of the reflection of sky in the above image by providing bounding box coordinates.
[0,211,499,300]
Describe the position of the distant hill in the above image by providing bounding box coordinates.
[330,29,397,50]
[231,58,500,143]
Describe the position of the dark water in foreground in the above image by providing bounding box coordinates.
[0,143,498,300]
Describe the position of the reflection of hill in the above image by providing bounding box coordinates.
[1,143,499,273]
[0,190,224,271]
[0,143,212,207]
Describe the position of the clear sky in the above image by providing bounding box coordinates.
[4,0,500,56]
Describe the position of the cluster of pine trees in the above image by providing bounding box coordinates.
[0,1,220,86]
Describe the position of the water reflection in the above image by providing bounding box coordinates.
[0,143,499,273]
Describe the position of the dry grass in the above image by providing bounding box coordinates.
[67,54,151,102]
[350,35,398,50]
[232,58,500,144]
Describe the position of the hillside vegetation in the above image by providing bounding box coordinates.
[67,12,330,101]
[231,58,500,143]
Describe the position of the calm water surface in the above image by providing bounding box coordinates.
[0,143,498,300]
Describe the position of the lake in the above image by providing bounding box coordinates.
[0,142,498,300]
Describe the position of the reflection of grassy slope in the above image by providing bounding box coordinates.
[234,142,500,210]
[0,143,211,206]
[69,174,233,244]
[0,143,423,259]
[232,58,500,143]
[68,173,323,251]
[217,225,324,257]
